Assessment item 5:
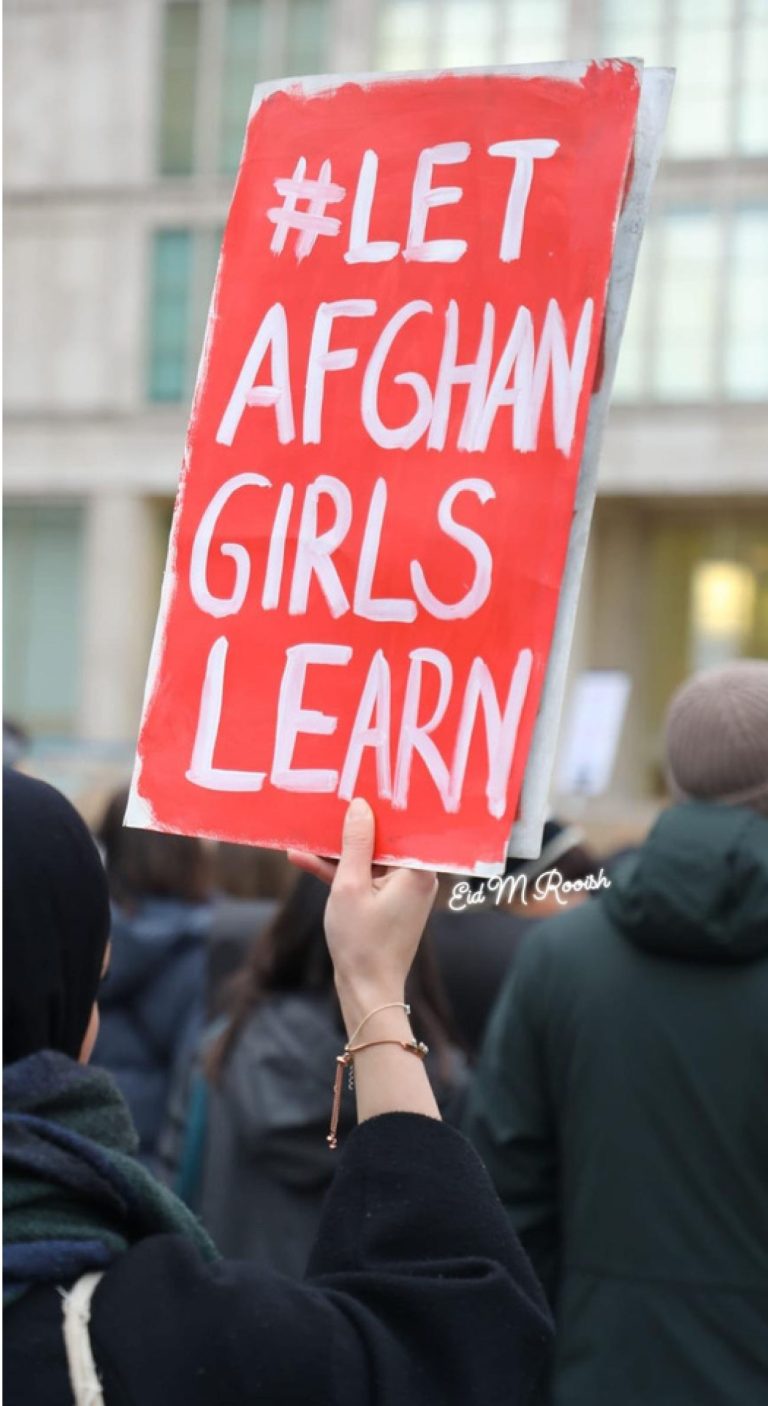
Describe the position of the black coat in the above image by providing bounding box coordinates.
[4,1113,552,1405]
[465,802,768,1405]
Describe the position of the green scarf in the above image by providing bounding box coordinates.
[4,1050,217,1304]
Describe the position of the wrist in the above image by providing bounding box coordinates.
[335,979,407,1039]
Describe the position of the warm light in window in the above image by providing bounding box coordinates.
[692,560,756,637]
[690,559,756,671]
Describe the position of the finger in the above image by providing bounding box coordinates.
[287,849,337,885]
[335,797,374,889]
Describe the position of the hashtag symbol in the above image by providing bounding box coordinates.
[267,157,346,262]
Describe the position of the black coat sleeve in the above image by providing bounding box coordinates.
[91,1113,552,1406]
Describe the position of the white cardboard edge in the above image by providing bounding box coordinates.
[123,784,155,829]
[506,64,675,860]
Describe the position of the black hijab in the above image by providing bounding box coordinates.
[3,769,111,1065]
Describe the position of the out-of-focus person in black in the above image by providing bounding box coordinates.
[465,659,768,1406]
[431,821,602,1057]
[92,787,213,1167]
[4,771,553,1406]
[162,870,468,1274]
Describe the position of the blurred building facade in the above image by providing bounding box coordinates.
[4,0,768,829]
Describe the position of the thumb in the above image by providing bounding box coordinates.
[336,797,374,887]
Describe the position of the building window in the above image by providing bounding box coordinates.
[220,0,267,173]
[148,231,194,401]
[613,209,723,403]
[377,0,565,71]
[725,206,768,400]
[613,204,768,405]
[738,0,768,154]
[498,0,565,65]
[652,209,721,401]
[439,0,496,67]
[645,517,768,790]
[667,0,733,159]
[601,0,768,159]
[159,1,201,176]
[690,558,758,672]
[3,504,84,736]
[159,0,330,178]
[147,229,222,403]
[600,0,666,68]
[284,0,330,76]
[377,0,431,71]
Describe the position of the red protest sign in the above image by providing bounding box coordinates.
[128,61,641,873]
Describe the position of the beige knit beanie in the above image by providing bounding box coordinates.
[665,658,768,817]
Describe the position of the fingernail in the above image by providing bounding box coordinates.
[348,797,369,819]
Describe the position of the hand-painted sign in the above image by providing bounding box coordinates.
[128,61,644,872]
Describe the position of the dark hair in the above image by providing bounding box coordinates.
[550,843,601,884]
[97,788,213,909]
[206,871,459,1081]
[213,842,295,901]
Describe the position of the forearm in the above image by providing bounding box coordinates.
[295,800,443,1135]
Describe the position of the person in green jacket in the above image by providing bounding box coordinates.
[465,658,768,1406]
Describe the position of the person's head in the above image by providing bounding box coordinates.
[665,659,768,817]
[97,786,213,909]
[207,870,458,1079]
[3,769,111,1067]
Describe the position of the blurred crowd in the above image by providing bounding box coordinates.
[4,657,768,1404]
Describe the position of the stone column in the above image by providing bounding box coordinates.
[78,493,161,742]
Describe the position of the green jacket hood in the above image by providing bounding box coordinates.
[603,802,768,963]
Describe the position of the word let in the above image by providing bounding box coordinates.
[268,141,559,264]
